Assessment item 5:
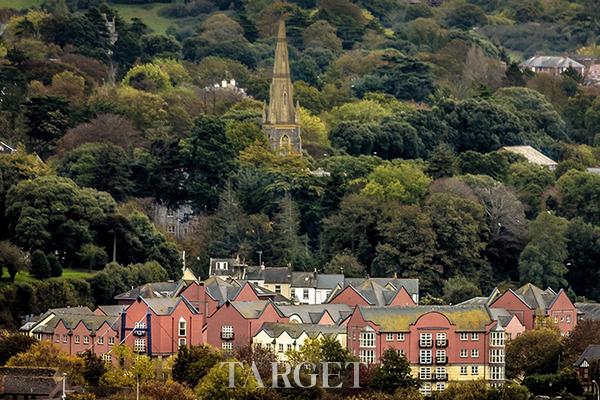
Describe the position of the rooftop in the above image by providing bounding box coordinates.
[258,322,345,339]
[521,56,584,69]
[500,146,557,167]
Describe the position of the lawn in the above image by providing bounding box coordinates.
[0,268,96,284]
[109,2,174,35]
[0,0,43,8]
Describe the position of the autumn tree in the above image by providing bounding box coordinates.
[505,328,562,378]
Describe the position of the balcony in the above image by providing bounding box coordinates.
[132,329,146,337]
[436,340,448,348]
[435,357,447,365]
[221,332,235,340]
[419,358,433,365]
[434,374,448,381]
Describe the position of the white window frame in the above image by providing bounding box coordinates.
[221,325,234,339]
[221,341,233,354]
[102,353,112,363]
[62,335,67,343]
[83,336,89,345]
[109,336,115,345]
[420,333,432,347]
[397,333,405,341]
[97,336,104,345]
[436,332,447,346]
[179,317,187,337]
[178,337,187,346]
[436,366,446,380]
[436,349,446,363]
[134,321,146,330]
[471,333,479,341]
[216,261,228,270]
[490,331,504,347]
[460,366,468,375]
[490,348,504,363]
[74,335,80,344]
[420,383,432,396]
[359,330,375,348]
[419,349,432,364]
[471,349,479,358]
[134,338,146,352]
[460,349,468,358]
[303,288,310,299]
[460,332,468,341]
[436,382,446,391]
[419,367,431,380]
[471,366,479,375]
[278,343,284,353]
[386,333,394,341]
[359,349,375,364]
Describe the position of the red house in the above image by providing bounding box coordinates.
[206,300,288,353]
[346,305,505,395]
[327,278,417,307]
[119,297,203,357]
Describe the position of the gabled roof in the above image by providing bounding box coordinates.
[114,281,185,300]
[277,304,353,324]
[514,283,557,315]
[316,274,344,289]
[203,276,290,305]
[258,322,345,339]
[95,305,128,316]
[576,302,600,321]
[358,305,494,332]
[142,297,198,315]
[30,313,119,334]
[328,278,418,306]
[500,146,557,167]
[343,277,419,296]
[573,345,600,367]
[229,300,282,319]
[521,56,584,69]
[263,267,292,284]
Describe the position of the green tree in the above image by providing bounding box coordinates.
[556,170,600,226]
[30,250,50,280]
[23,96,72,159]
[0,331,37,366]
[123,63,172,92]
[426,144,457,179]
[270,192,311,270]
[323,251,365,277]
[442,276,482,304]
[80,350,106,386]
[360,162,431,204]
[519,212,569,288]
[371,349,418,394]
[47,254,63,277]
[56,143,133,201]
[194,360,260,400]
[0,241,28,281]
[445,4,487,29]
[172,345,222,388]
[507,161,555,217]
[181,114,236,211]
[565,218,600,300]
[506,328,562,378]
[77,243,108,271]
[208,183,251,258]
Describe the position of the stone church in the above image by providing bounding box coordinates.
[263,18,302,155]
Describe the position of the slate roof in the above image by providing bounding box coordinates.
[328,278,418,306]
[143,297,197,315]
[95,304,128,316]
[203,276,290,305]
[0,367,66,397]
[208,257,247,277]
[575,302,600,321]
[230,301,281,319]
[316,274,344,289]
[291,271,316,287]
[114,281,185,300]
[521,56,584,69]
[573,345,600,367]
[358,305,494,332]
[344,277,419,296]
[30,313,119,334]
[258,322,345,339]
[263,267,292,284]
[500,146,558,167]
[277,304,353,324]
[513,283,557,315]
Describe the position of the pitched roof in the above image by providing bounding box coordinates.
[328,278,419,306]
[316,274,344,289]
[513,283,557,315]
[521,56,584,69]
[263,267,292,284]
[30,313,119,334]
[291,271,316,288]
[143,297,197,315]
[500,146,557,167]
[277,304,353,324]
[230,301,280,319]
[96,305,128,316]
[358,305,494,332]
[114,281,184,300]
[576,302,600,321]
[573,345,600,367]
[258,322,345,339]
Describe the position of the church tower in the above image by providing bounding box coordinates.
[263,18,302,155]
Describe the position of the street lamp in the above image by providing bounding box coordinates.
[61,373,67,400]
[593,379,599,400]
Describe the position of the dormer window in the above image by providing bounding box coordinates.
[216,261,228,270]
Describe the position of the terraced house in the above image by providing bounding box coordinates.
[346,305,506,396]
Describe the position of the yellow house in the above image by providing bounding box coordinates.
[253,323,347,361]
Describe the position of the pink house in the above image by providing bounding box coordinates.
[206,300,288,353]
[328,279,417,307]
[119,297,203,357]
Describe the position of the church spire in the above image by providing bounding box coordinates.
[263,17,302,155]
[266,17,296,125]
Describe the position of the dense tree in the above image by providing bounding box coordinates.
[445,4,488,29]
[442,276,482,304]
[426,144,457,179]
[30,250,50,280]
[0,331,37,366]
[194,359,260,400]
[360,162,431,204]
[506,328,562,378]
[565,219,600,300]
[80,350,106,386]
[0,241,28,281]
[173,345,222,388]
[271,192,311,270]
[323,251,365,277]
[556,170,600,226]
[507,161,555,217]
[371,349,418,394]
[23,96,72,159]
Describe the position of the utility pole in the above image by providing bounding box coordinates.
[61,373,66,400]
[257,250,263,266]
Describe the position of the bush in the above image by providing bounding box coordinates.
[30,250,50,280]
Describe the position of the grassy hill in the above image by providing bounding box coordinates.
[1,268,96,285]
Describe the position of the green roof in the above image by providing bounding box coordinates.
[359,305,493,332]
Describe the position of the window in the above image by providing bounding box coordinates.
[420,333,432,347]
[134,338,146,352]
[278,344,284,353]
[436,383,446,391]
[166,209,174,217]
[491,366,504,381]
[83,336,89,345]
[222,342,233,354]
[98,336,104,345]
[436,332,447,346]
[359,350,375,364]
[554,316,559,323]
[34,333,42,341]
[274,285,281,294]
[397,333,405,341]
[386,333,394,341]
[285,344,292,351]
[471,333,479,341]
[62,335,67,343]
[55,335,60,343]
[419,350,432,364]
[490,331,504,347]
[179,318,187,336]
[419,367,431,380]
[359,331,375,348]
[134,322,146,330]
[178,338,187,346]
[471,349,479,358]
[303,289,309,299]
[398,349,405,357]
[436,349,446,363]
[460,333,468,341]
[221,325,233,339]
[460,349,468,358]
[74,335,80,344]
[167,225,175,234]
[490,349,504,363]
[109,337,115,345]
[436,367,446,380]
[216,261,228,270]
[471,366,479,375]
[102,353,112,363]
[460,366,468,375]
[419,383,432,396]
[566,315,571,324]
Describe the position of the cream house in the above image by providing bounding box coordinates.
[253,323,347,361]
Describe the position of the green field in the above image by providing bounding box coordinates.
[0,268,96,284]
[0,1,176,35]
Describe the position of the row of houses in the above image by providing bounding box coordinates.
[20,266,589,395]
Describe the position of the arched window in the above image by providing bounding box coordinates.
[280,134,291,155]
[178,317,186,336]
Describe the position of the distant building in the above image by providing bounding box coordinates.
[0,367,70,400]
[263,18,302,155]
[0,141,15,155]
[500,145,558,170]
[520,56,585,76]
[573,344,600,393]
[152,204,196,240]
[586,64,600,85]
[327,277,419,306]
[290,270,344,304]
[254,323,346,361]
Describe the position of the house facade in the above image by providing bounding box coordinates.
[573,344,600,393]
[520,56,585,76]
[346,305,505,396]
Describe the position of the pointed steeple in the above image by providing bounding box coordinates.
[266,17,296,125]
